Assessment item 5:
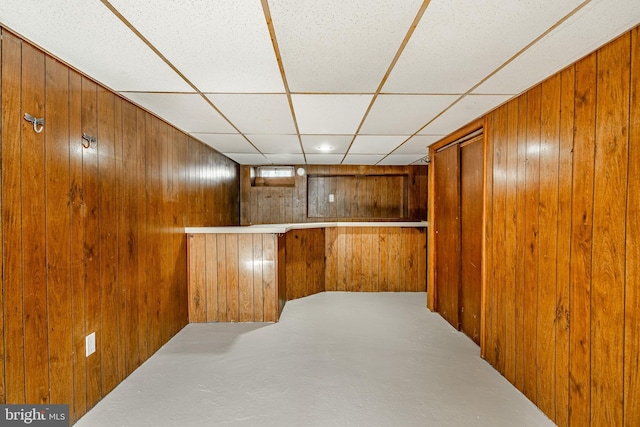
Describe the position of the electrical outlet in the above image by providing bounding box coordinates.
[86,332,96,357]
[329,194,335,203]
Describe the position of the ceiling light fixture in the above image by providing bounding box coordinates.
[317,144,334,152]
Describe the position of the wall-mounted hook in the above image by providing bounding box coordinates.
[82,133,97,149]
[24,113,44,133]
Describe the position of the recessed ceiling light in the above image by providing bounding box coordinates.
[317,144,334,152]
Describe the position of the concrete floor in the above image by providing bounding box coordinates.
[75,292,553,427]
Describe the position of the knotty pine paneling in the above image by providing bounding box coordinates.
[188,233,279,322]
[0,29,239,423]
[474,27,639,426]
[240,165,427,225]
[325,227,426,292]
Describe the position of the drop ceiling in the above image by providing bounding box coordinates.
[1,0,639,165]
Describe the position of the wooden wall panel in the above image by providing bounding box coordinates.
[624,27,640,427]
[282,228,325,300]
[241,165,427,225]
[590,33,629,426]
[536,73,560,419]
[0,28,240,423]
[187,234,279,323]
[44,55,73,407]
[451,26,640,427]
[2,31,25,404]
[324,227,426,293]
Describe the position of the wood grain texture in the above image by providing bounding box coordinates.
[554,65,575,427]
[624,27,640,427]
[44,55,73,406]
[590,33,629,427]
[21,40,49,405]
[536,73,561,419]
[460,136,484,346]
[523,84,541,402]
[463,28,640,427]
[241,165,427,225]
[434,145,461,329]
[504,98,519,384]
[0,28,239,422]
[568,53,597,427]
[2,30,26,404]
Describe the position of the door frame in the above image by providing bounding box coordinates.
[427,117,488,357]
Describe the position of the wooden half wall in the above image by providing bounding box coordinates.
[188,225,427,323]
[0,29,240,423]
[433,27,640,426]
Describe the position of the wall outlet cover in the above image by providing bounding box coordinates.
[86,332,96,357]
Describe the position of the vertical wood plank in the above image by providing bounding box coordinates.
[325,227,337,291]
[504,98,519,384]
[68,68,87,421]
[135,108,149,362]
[569,53,597,427]
[44,56,73,406]
[226,234,239,321]
[253,235,264,322]
[523,84,541,402]
[379,228,390,292]
[22,40,49,405]
[205,234,218,322]
[263,235,277,322]
[121,100,140,375]
[537,73,561,419]
[97,86,119,395]
[81,75,102,408]
[352,228,363,291]
[216,235,228,321]
[514,93,528,391]
[624,27,640,427]
[371,227,381,292]
[555,65,575,427]
[2,30,26,404]
[238,234,254,321]
[188,235,206,322]
[590,34,629,426]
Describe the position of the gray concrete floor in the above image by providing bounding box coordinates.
[75,292,553,426]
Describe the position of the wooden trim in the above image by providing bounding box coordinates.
[480,115,491,359]
[430,118,484,152]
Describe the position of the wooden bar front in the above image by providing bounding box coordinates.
[187,224,427,322]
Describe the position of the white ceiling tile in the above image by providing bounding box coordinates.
[392,135,443,154]
[384,0,584,93]
[419,95,511,135]
[223,153,271,165]
[349,135,408,154]
[473,0,640,95]
[122,93,236,133]
[108,0,284,92]
[292,95,373,134]
[248,135,302,154]
[0,0,190,92]
[378,154,427,165]
[305,154,346,165]
[360,95,458,134]
[206,94,296,134]
[264,153,306,164]
[301,135,353,154]
[191,134,259,154]
[269,0,424,92]
[342,154,386,165]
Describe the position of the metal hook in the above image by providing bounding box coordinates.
[24,113,44,133]
[82,133,96,149]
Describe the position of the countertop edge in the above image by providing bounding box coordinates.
[185,221,428,234]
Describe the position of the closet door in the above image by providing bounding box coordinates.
[434,144,461,329]
[459,136,483,344]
